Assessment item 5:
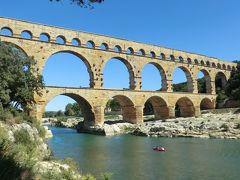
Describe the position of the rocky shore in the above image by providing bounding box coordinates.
[0,121,83,179]
[76,112,240,139]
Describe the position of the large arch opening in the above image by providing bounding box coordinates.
[143,96,169,121]
[197,70,211,94]
[44,94,95,126]
[215,72,227,93]
[43,51,93,88]
[141,63,167,91]
[200,98,214,110]
[104,95,136,124]
[175,97,195,117]
[172,67,193,92]
[103,58,134,89]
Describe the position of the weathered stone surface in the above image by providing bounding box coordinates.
[0,17,236,127]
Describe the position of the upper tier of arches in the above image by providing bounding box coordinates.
[0,17,236,72]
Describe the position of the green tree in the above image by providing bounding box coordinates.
[64,103,75,116]
[0,42,44,112]
[106,99,121,111]
[225,61,240,100]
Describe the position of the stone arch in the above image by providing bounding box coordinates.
[126,47,134,54]
[71,38,81,46]
[150,51,156,58]
[0,27,13,36]
[39,33,50,42]
[215,71,227,92]
[222,64,226,70]
[100,43,109,50]
[217,63,221,69]
[179,56,184,62]
[56,35,66,45]
[187,58,192,64]
[194,59,199,65]
[44,93,95,126]
[170,55,175,61]
[200,60,205,66]
[21,30,32,39]
[138,49,145,56]
[106,95,137,123]
[172,66,193,92]
[227,65,231,71]
[175,97,195,117]
[114,45,122,53]
[206,61,210,67]
[197,69,212,94]
[200,98,214,110]
[102,57,135,89]
[43,50,94,87]
[86,40,95,48]
[160,53,166,60]
[144,96,169,120]
[212,63,216,68]
[141,62,167,91]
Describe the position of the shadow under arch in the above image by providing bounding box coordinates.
[43,50,94,88]
[144,96,169,121]
[105,95,137,123]
[102,57,135,89]
[215,71,227,92]
[200,98,215,110]
[175,97,195,117]
[44,93,95,126]
[172,66,193,92]
[197,69,212,94]
[141,62,167,91]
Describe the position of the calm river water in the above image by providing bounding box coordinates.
[48,127,240,180]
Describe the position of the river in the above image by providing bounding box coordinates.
[48,127,240,180]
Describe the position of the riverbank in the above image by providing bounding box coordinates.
[0,119,88,179]
[44,110,240,139]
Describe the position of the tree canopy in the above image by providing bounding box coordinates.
[225,61,240,100]
[0,42,44,111]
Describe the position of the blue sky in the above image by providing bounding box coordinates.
[1,0,239,111]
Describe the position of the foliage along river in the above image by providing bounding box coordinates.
[48,127,240,180]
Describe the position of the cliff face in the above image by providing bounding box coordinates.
[0,121,81,180]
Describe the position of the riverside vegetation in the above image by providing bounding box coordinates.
[0,42,111,179]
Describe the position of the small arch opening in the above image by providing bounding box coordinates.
[86,41,95,48]
[0,27,13,36]
[114,45,122,53]
[150,51,156,58]
[56,35,66,45]
[21,30,32,39]
[71,38,81,46]
[126,47,134,55]
[39,33,50,42]
[100,43,108,50]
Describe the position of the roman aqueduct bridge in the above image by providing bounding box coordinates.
[0,17,236,126]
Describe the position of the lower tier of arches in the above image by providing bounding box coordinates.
[33,87,216,126]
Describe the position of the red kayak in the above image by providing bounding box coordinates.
[152,146,165,152]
